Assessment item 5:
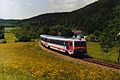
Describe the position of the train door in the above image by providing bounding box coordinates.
[68,41,73,52]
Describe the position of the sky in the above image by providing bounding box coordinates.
[0,0,97,19]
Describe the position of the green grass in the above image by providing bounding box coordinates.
[0,33,120,80]
[4,27,15,33]
[0,41,119,80]
[87,42,118,63]
[5,33,16,43]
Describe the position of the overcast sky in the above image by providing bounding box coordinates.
[0,0,97,19]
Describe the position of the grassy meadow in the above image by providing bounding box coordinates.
[5,33,16,43]
[87,42,118,64]
[4,27,15,33]
[0,30,119,79]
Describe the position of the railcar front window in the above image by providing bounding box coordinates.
[75,41,86,46]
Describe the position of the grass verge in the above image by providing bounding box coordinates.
[87,42,118,64]
[0,41,119,80]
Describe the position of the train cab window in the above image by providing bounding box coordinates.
[74,41,86,46]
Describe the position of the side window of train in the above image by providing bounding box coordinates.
[57,40,59,44]
[59,40,61,45]
[62,41,64,45]
[65,41,68,46]
[48,39,50,42]
[60,41,62,45]
[50,39,52,43]
[46,38,48,42]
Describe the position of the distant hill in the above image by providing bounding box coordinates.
[19,0,119,34]
[20,12,69,26]
[0,19,21,26]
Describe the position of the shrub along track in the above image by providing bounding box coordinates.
[39,42,120,71]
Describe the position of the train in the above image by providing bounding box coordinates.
[40,34,87,56]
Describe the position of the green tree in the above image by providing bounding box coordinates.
[50,25,73,37]
[61,27,73,37]
[90,34,100,42]
[50,25,64,36]
[13,27,31,42]
[50,25,61,36]
[100,5,120,64]
[0,26,4,39]
[42,26,50,35]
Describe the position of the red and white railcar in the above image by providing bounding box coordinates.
[40,34,87,56]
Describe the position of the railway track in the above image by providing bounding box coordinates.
[82,58,120,70]
[39,42,120,70]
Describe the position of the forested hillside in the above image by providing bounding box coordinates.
[0,19,20,26]
[13,0,120,40]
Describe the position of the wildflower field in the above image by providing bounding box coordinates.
[0,33,120,80]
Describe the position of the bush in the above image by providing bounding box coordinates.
[0,31,4,39]
[0,26,5,39]
[31,39,35,42]
[0,39,6,43]
[89,34,100,42]
[17,34,31,42]
[85,36,91,42]
[15,38,19,42]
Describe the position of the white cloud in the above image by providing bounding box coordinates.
[0,0,33,19]
[26,3,32,6]
[0,0,16,18]
[0,0,98,19]
[49,0,77,12]
[49,0,97,12]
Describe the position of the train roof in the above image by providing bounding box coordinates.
[40,34,86,41]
